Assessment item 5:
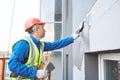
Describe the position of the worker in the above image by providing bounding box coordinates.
[8,17,83,80]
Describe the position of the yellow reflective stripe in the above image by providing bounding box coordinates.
[23,38,44,67]
[11,77,31,80]
[23,38,33,66]
[25,38,35,66]
[39,41,44,66]
[10,77,16,80]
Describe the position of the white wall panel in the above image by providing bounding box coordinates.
[89,0,120,51]
[72,0,97,80]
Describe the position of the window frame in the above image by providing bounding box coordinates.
[39,0,63,80]
[99,53,120,80]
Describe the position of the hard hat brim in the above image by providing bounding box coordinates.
[25,22,45,32]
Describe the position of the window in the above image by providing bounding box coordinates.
[40,0,62,41]
[104,60,119,80]
[40,0,62,80]
[99,53,120,80]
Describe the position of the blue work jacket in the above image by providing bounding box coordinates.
[8,35,74,79]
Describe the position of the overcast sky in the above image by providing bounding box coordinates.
[0,0,41,51]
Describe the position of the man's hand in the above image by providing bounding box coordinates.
[36,70,48,79]
[72,22,84,40]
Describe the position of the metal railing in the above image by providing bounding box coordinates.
[0,52,10,80]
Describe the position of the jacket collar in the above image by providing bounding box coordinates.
[30,35,41,45]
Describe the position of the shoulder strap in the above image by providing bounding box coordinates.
[12,39,29,52]
[24,37,35,67]
[12,37,35,67]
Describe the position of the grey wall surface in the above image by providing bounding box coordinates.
[72,0,97,69]
[89,0,120,51]
[51,52,62,80]
[85,53,98,80]
[72,0,97,80]
[63,0,73,80]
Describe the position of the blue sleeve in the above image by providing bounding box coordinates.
[44,37,74,51]
[8,40,37,79]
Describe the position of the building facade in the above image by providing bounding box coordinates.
[1,0,120,80]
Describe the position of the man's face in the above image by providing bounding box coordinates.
[35,24,46,38]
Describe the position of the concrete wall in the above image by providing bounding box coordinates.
[63,0,73,80]
[72,0,97,80]
[78,0,120,80]
[85,53,98,80]
[88,0,120,51]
